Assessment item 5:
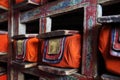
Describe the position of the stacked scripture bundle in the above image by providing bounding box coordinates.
[15,37,39,62]
[13,37,39,68]
[0,31,8,55]
[0,74,7,80]
[0,0,9,10]
[99,24,120,75]
[41,34,81,68]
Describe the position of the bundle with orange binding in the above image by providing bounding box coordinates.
[0,74,7,80]
[15,37,39,62]
[99,24,120,75]
[40,33,81,69]
[0,0,9,9]
[0,31,8,55]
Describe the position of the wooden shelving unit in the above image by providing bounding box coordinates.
[4,0,120,80]
[8,0,98,80]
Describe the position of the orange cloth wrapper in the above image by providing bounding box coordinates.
[0,74,7,80]
[99,25,120,75]
[0,0,9,9]
[41,34,81,68]
[0,34,8,53]
[25,38,39,62]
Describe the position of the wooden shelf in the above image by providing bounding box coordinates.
[98,0,120,6]
[12,65,88,79]
[12,60,37,69]
[101,74,120,80]
[37,30,79,39]
[38,65,78,75]
[0,55,7,63]
[97,15,120,23]
[12,34,37,40]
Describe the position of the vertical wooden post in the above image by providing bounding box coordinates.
[8,0,14,80]
[81,0,97,78]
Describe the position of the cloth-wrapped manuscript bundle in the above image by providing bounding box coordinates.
[99,25,120,75]
[41,34,81,68]
[0,31,8,55]
[15,37,39,62]
[0,0,9,9]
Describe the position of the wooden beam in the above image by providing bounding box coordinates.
[98,0,120,6]
[97,15,120,23]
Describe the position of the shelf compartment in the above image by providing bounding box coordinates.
[0,55,7,63]
[0,8,8,14]
[0,21,8,31]
[0,13,8,23]
[101,1,120,16]
[18,19,39,35]
[97,15,120,23]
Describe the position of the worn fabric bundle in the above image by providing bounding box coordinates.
[0,32,8,54]
[0,74,7,80]
[0,0,9,9]
[99,25,120,75]
[15,38,39,62]
[41,34,81,68]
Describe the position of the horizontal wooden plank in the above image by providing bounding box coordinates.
[12,64,94,79]
[101,74,120,80]
[0,55,8,63]
[12,34,38,40]
[98,0,120,5]
[12,60,37,69]
[38,65,78,75]
[97,15,120,23]
[37,30,79,39]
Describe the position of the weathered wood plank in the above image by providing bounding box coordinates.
[98,0,120,5]
[101,74,120,80]
[12,34,38,40]
[37,30,79,39]
[97,15,120,23]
